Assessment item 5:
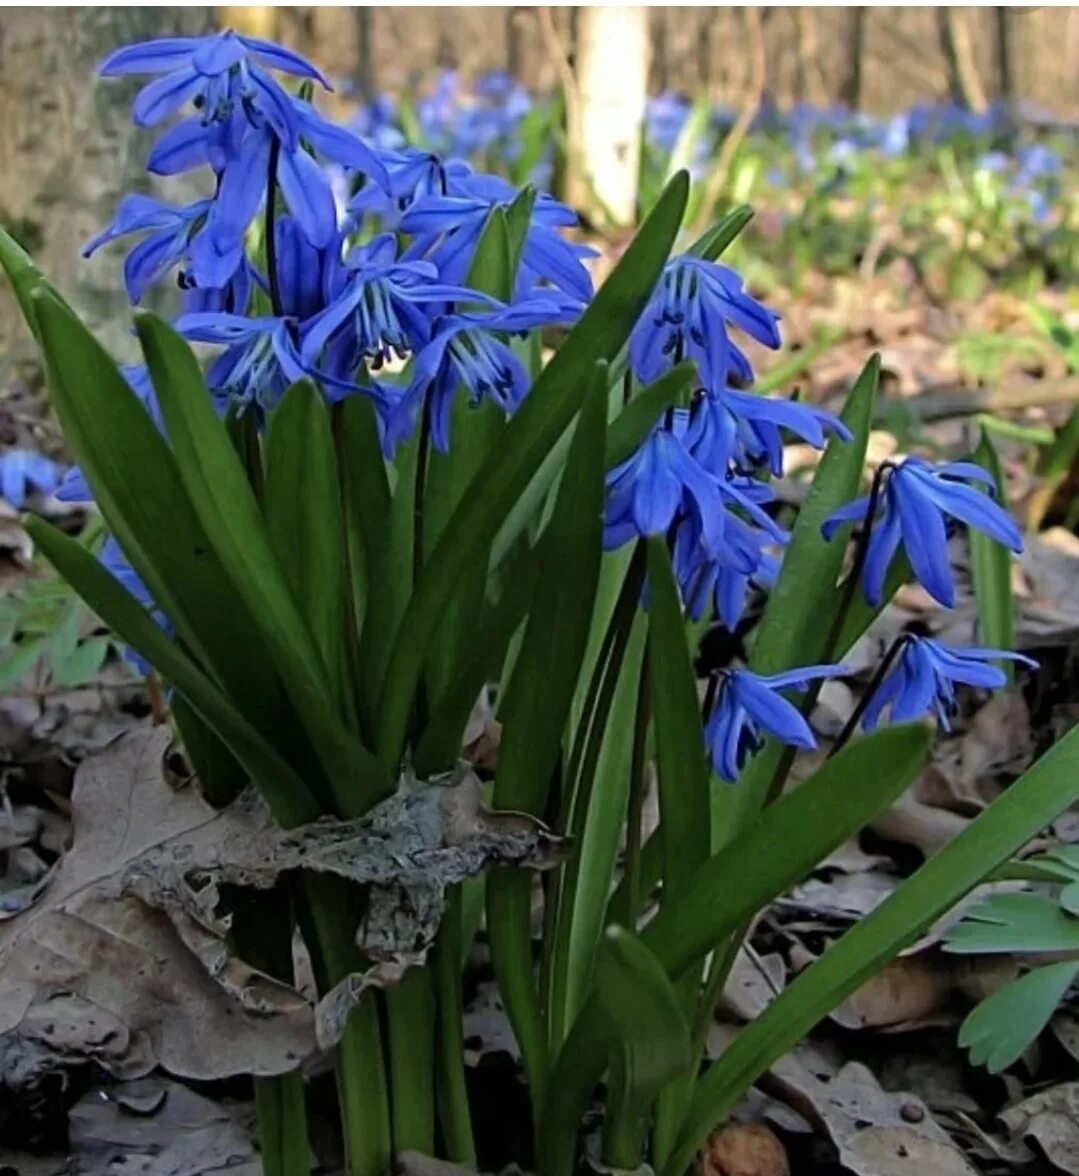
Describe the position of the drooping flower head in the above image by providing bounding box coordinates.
[0,450,64,510]
[629,254,781,393]
[862,637,1036,732]
[706,664,847,783]
[381,295,579,454]
[823,458,1024,609]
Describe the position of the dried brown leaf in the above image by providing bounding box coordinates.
[0,728,565,1082]
[1000,1082,1079,1175]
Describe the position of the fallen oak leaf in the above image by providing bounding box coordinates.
[0,728,566,1082]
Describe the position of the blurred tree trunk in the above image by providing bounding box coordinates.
[0,7,214,365]
[566,5,649,227]
[355,9,375,100]
[938,7,988,112]
[796,8,827,106]
[995,7,1015,108]
[841,8,867,110]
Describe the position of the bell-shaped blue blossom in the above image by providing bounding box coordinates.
[630,255,781,393]
[83,195,213,304]
[604,409,788,555]
[823,458,1025,609]
[346,150,461,227]
[706,664,847,783]
[673,512,782,629]
[688,385,851,477]
[100,536,174,676]
[0,450,64,510]
[400,169,596,303]
[175,313,308,415]
[301,232,491,369]
[862,637,1036,733]
[99,30,329,135]
[381,296,579,454]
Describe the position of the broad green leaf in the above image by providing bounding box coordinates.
[136,315,386,814]
[969,427,1014,678]
[27,292,314,791]
[665,725,1079,1176]
[0,635,46,691]
[542,723,929,1175]
[488,362,608,1095]
[943,892,1079,954]
[959,961,1079,1073]
[720,356,881,845]
[423,204,522,705]
[170,695,249,808]
[50,636,109,687]
[646,538,710,903]
[551,612,646,1046]
[26,517,319,826]
[596,928,692,1168]
[687,205,754,261]
[264,382,347,710]
[374,171,690,771]
[0,226,72,343]
[644,723,929,980]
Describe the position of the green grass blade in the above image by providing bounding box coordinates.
[665,725,1079,1175]
[136,313,386,813]
[488,362,608,1097]
[687,205,754,261]
[969,426,1015,678]
[264,381,347,711]
[26,517,319,826]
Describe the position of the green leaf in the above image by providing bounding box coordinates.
[959,961,1079,1073]
[665,724,1079,1176]
[541,723,929,1173]
[969,427,1014,678]
[550,611,646,1046]
[646,538,710,904]
[596,928,692,1168]
[374,170,690,772]
[643,723,929,981]
[0,635,46,691]
[136,314,385,814]
[25,517,320,827]
[943,892,1079,954]
[717,355,881,845]
[264,381,347,710]
[50,636,109,687]
[687,205,754,261]
[487,361,608,1096]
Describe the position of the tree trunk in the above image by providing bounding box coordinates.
[842,8,867,110]
[0,8,215,365]
[566,5,650,228]
[938,7,988,112]
[995,6,1015,108]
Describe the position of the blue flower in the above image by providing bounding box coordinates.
[301,232,491,368]
[604,409,788,555]
[83,195,212,303]
[99,30,329,133]
[673,511,781,628]
[823,458,1024,609]
[381,296,578,453]
[400,170,596,303]
[100,536,173,676]
[0,450,63,509]
[629,255,781,393]
[687,385,851,477]
[706,664,846,783]
[175,313,308,415]
[862,637,1036,732]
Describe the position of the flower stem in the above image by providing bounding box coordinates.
[435,886,477,1164]
[265,138,284,318]
[828,634,910,758]
[616,648,652,930]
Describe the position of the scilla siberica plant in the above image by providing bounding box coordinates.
[5,28,1079,1176]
